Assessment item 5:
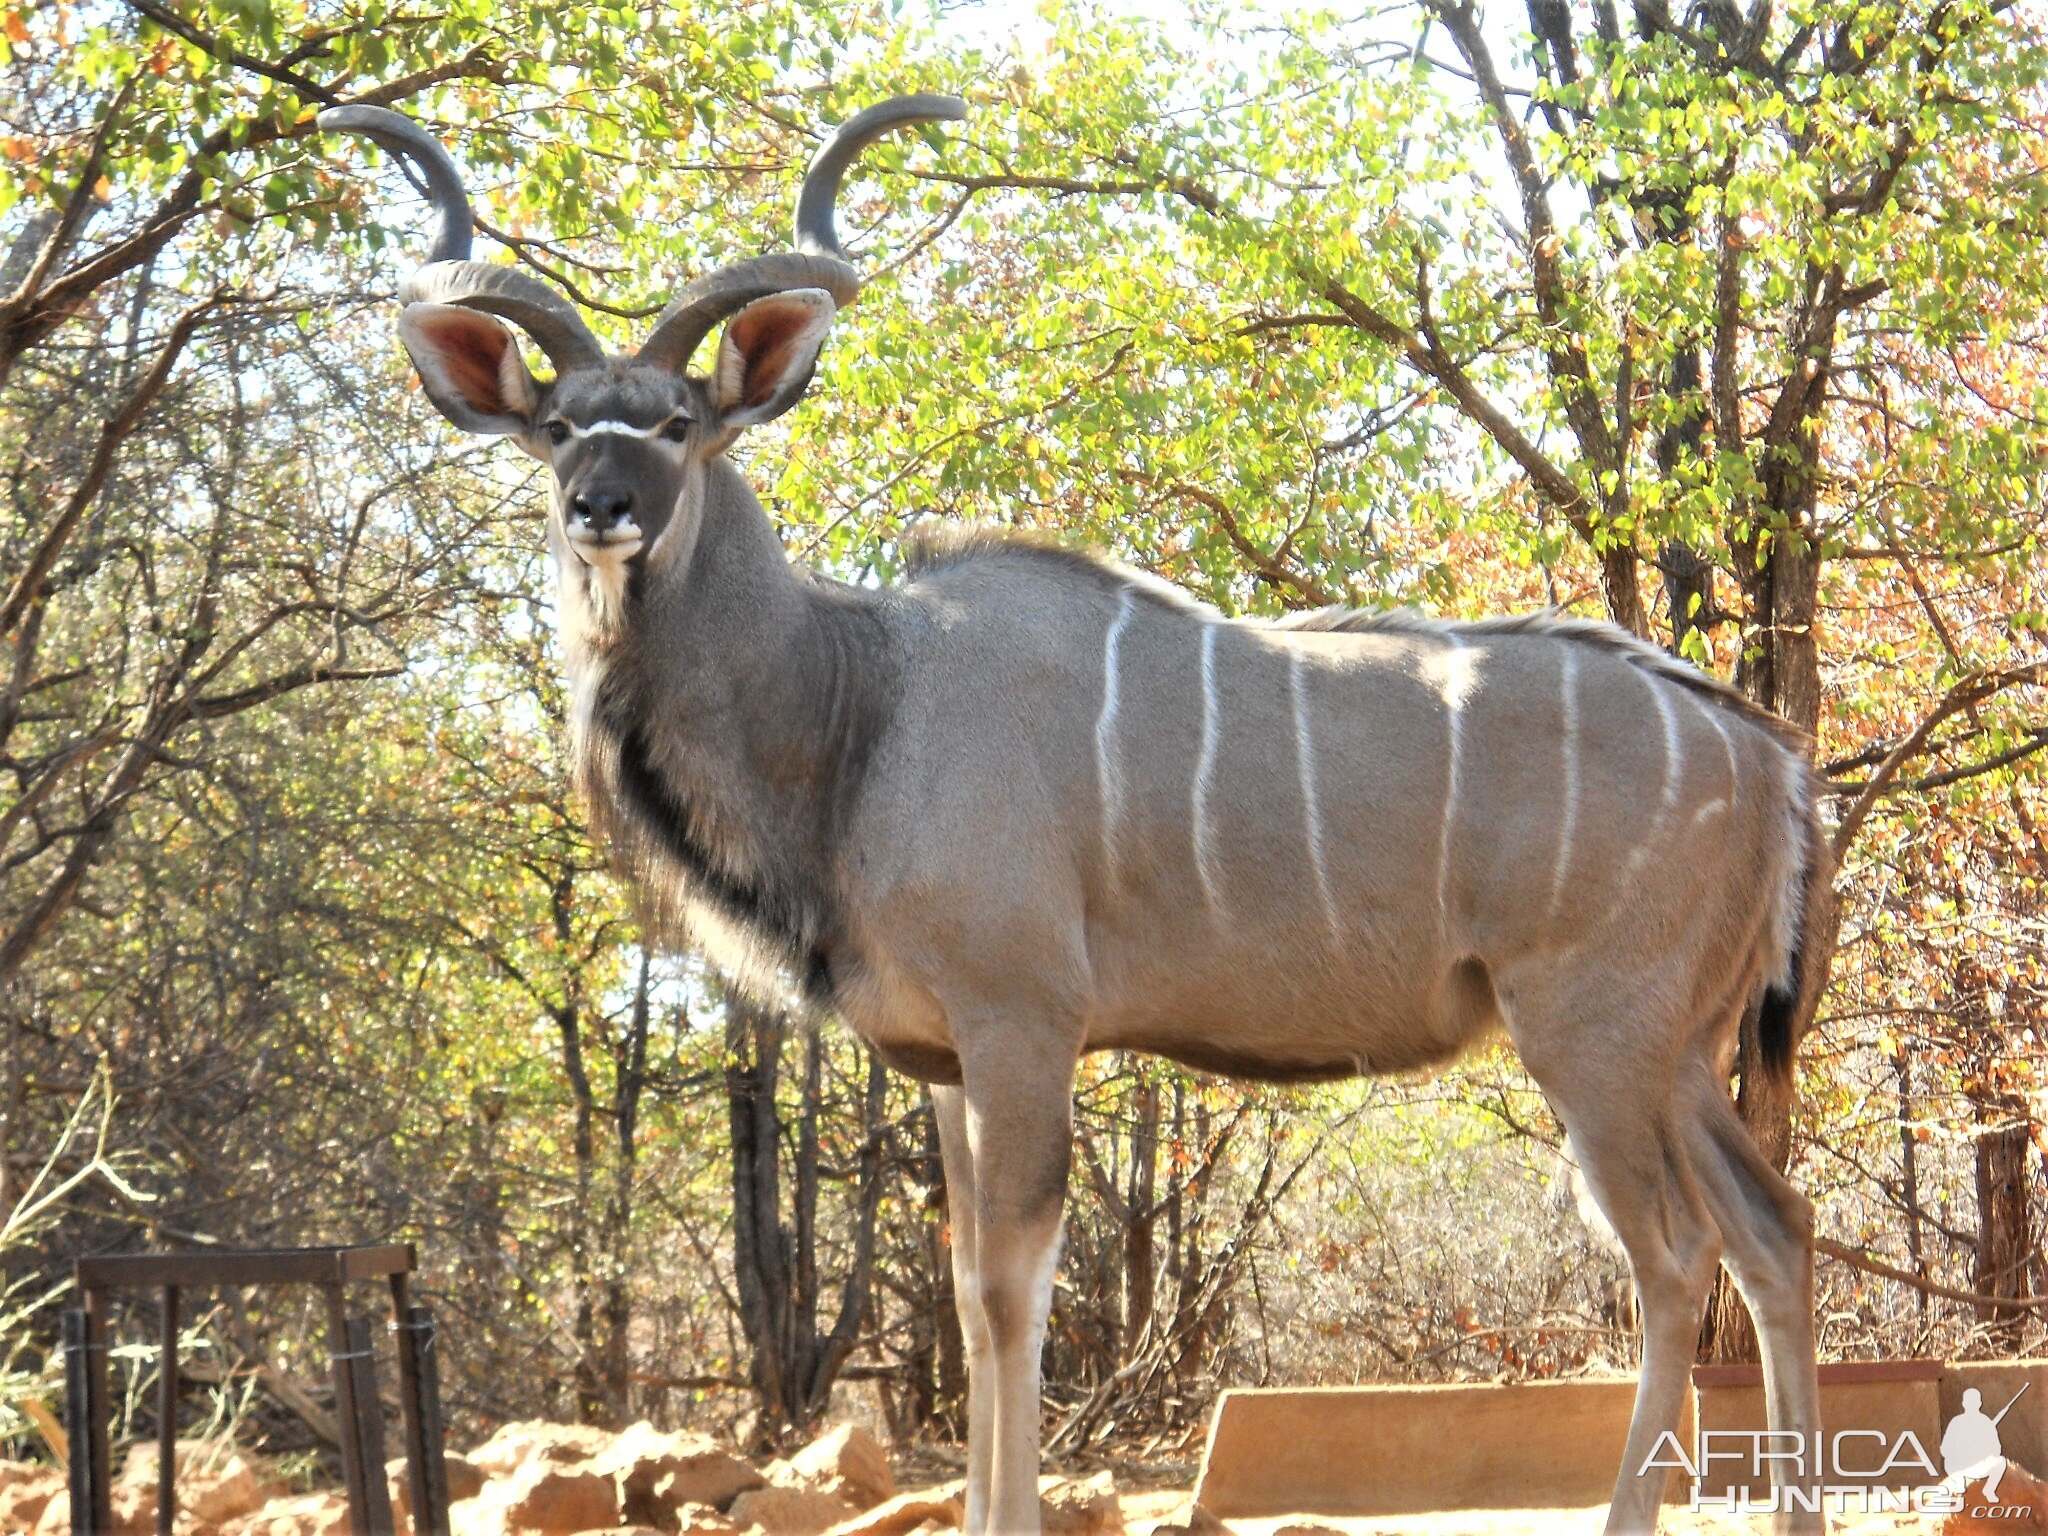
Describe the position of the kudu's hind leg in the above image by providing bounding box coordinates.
[1683,1070,1824,1535]
[1523,1034,1721,1536]
[949,1024,1078,1536]
[932,1085,996,1534]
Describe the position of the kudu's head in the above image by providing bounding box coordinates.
[322,96,963,585]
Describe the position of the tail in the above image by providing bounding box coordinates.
[1756,778,1836,1088]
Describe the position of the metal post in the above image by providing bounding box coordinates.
[81,1287,113,1536]
[156,1285,178,1536]
[325,1285,371,1534]
[344,1316,396,1536]
[388,1273,445,1536]
[403,1307,449,1536]
[61,1309,93,1536]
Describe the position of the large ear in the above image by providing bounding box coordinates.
[710,289,836,429]
[397,303,540,435]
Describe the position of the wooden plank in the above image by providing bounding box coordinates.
[75,1245,413,1290]
[338,1244,417,1283]
[157,1286,178,1536]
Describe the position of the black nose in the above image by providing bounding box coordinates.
[571,487,634,530]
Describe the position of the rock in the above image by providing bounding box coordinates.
[30,1490,67,1535]
[770,1425,896,1512]
[1038,1472,1120,1536]
[671,1504,745,1535]
[729,1483,861,1536]
[818,1485,965,1536]
[221,1492,352,1536]
[468,1421,617,1477]
[1945,1461,2048,1533]
[1273,1527,1346,1536]
[0,1463,62,1532]
[590,1422,764,1522]
[117,1439,287,1525]
[33,1487,157,1536]
[463,1461,620,1536]
[388,1450,489,1525]
[1150,1505,1237,1536]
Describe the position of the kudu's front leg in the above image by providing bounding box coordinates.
[938,1026,1077,1536]
[932,1085,994,1532]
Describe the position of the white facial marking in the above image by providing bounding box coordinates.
[1289,649,1341,936]
[563,418,675,440]
[564,514,644,572]
[1433,634,1478,943]
[1548,647,1580,920]
[1094,589,1135,879]
[1192,623,1227,912]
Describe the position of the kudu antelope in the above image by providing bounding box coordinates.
[325,97,1833,1536]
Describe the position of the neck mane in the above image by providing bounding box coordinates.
[563,456,897,1001]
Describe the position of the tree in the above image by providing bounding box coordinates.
[796,0,2048,1361]
[724,995,890,1443]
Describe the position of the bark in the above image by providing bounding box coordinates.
[725,999,889,1443]
[596,955,652,1416]
[1973,1100,2033,1350]
[1122,1077,1159,1364]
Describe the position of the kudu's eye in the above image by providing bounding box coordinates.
[661,417,693,442]
[544,420,570,446]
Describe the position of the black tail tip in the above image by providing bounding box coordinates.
[1758,945,1804,1085]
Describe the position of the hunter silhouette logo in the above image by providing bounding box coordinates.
[1943,1384,2027,1505]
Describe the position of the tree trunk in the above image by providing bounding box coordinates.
[1122,1077,1159,1364]
[726,999,792,1440]
[1973,1098,2033,1350]
[555,997,609,1423]
[725,998,890,1444]
[595,954,652,1419]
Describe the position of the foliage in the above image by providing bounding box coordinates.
[0,0,2043,1465]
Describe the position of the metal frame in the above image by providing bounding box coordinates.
[62,1244,450,1536]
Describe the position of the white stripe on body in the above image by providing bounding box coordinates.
[1192,624,1227,911]
[1547,647,1581,920]
[1288,649,1343,936]
[1433,635,1479,943]
[1696,701,1740,824]
[1094,589,1136,878]
[1617,676,1687,894]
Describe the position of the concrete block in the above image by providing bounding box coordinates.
[1691,1360,1944,1498]
[1192,1379,1689,1518]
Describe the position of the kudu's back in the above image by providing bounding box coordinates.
[841,543,1821,1087]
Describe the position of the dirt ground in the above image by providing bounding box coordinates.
[1110,1494,1948,1535]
